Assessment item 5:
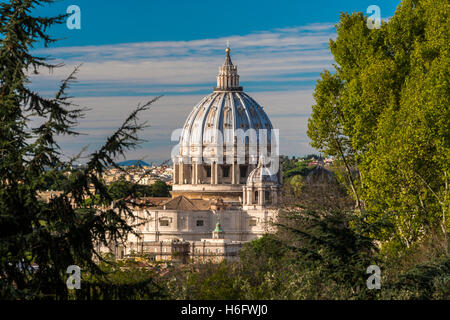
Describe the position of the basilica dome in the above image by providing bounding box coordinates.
[180,92,273,152]
[172,47,281,201]
[178,48,274,162]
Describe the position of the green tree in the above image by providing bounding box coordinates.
[150,180,171,197]
[236,235,292,299]
[273,209,382,299]
[167,261,241,299]
[108,180,135,200]
[307,70,362,209]
[107,179,170,200]
[76,255,166,300]
[0,0,160,299]
[283,160,314,179]
[307,0,449,247]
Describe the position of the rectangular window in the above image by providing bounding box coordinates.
[222,165,230,177]
[265,190,271,204]
[206,165,211,178]
[160,219,169,227]
[196,220,204,227]
[240,165,247,178]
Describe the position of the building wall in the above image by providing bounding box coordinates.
[126,207,277,243]
[98,239,244,263]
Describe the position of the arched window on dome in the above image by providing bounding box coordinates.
[206,106,217,128]
[254,190,258,204]
[224,107,232,129]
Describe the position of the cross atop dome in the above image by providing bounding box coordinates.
[214,46,243,92]
[224,46,233,66]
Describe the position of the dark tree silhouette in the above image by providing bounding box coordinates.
[0,0,160,299]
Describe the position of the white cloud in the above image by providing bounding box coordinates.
[30,23,335,93]
[54,89,317,162]
[29,23,334,159]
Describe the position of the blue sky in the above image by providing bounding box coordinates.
[28,0,401,163]
[34,0,399,46]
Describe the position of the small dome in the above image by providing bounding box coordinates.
[247,163,278,185]
[213,221,224,233]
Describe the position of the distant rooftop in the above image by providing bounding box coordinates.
[117,160,151,167]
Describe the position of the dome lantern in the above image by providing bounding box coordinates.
[214,46,243,92]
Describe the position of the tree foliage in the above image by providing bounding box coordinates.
[307,0,449,247]
[107,179,171,200]
[0,0,160,299]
